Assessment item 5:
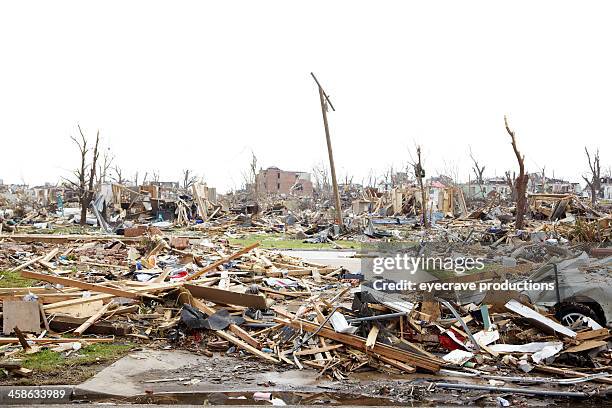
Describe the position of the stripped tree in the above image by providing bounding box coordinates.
[97,147,114,185]
[582,147,601,205]
[249,152,258,201]
[65,125,100,225]
[469,146,486,194]
[312,162,331,201]
[504,115,528,230]
[239,152,259,202]
[504,170,517,201]
[182,169,198,190]
[410,145,429,228]
[111,165,127,185]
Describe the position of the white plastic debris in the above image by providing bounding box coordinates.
[532,342,563,364]
[489,341,563,354]
[496,396,511,407]
[442,349,474,365]
[328,312,358,334]
[505,300,576,338]
[473,329,500,347]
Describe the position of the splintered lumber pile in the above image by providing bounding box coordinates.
[1,233,367,376]
[275,315,443,373]
[2,226,611,393]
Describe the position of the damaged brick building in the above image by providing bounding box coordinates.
[255,166,313,196]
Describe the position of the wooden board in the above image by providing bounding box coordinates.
[0,233,141,243]
[294,344,343,356]
[20,271,142,299]
[49,316,130,336]
[52,300,105,318]
[563,340,608,354]
[0,337,114,344]
[186,242,260,281]
[187,296,277,363]
[2,301,41,335]
[185,284,267,309]
[576,328,609,341]
[275,316,442,372]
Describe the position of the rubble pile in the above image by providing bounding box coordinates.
[0,228,610,402]
[1,178,611,403]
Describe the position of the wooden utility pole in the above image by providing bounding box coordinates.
[311,73,343,227]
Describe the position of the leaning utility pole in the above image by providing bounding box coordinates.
[311,72,343,227]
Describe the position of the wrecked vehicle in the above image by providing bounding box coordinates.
[523,253,612,328]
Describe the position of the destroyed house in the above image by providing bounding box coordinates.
[256,167,313,196]
[550,180,581,194]
[527,173,580,194]
[461,177,511,199]
[147,181,180,190]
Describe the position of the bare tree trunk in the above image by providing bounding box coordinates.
[182,169,198,190]
[65,126,101,226]
[469,147,486,197]
[80,204,88,225]
[414,146,429,228]
[505,170,517,201]
[504,116,528,230]
[249,152,258,203]
[81,131,100,225]
[582,147,601,206]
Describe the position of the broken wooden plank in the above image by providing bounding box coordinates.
[48,316,130,336]
[189,297,262,349]
[576,328,609,341]
[9,254,46,273]
[0,337,115,345]
[228,324,263,350]
[1,233,141,243]
[38,302,50,332]
[294,344,343,356]
[215,330,279,364]
[73,301,114,335]
[186,242,260,281]
[563,340,607,354]
[43,294,114,311]
[185,284,267,309]
[375,354,416,373]
[52,300,105,318]
[37,247,60,271]
[20,271,142,299]
[365,325,379,349]
[13,326,31,350]
[275,316,442,372]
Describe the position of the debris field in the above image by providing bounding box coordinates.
[0,175,611,405]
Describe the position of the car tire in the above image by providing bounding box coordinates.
[555,303,601,329]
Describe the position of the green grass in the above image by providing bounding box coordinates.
[23,225,91,235]
[425,262,498,280]
[0,270,36,288]
[229,232,421,250]
[230,233,358,250]
[22,343,134,372]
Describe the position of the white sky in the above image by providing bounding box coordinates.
[1,1,611,192]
